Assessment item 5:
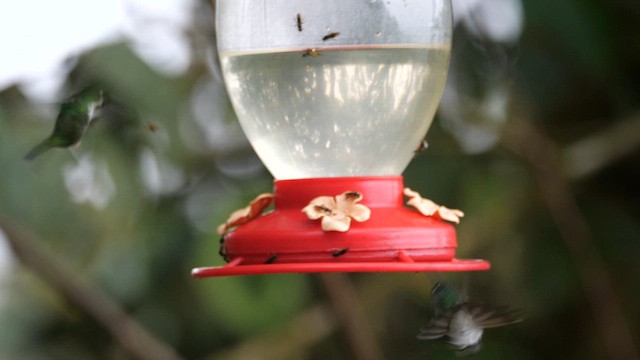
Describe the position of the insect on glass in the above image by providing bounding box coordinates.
[295,13,303,32]
[322,32,340,41]
[332,248,349,257]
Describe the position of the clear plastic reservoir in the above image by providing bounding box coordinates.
[217,0,452,179]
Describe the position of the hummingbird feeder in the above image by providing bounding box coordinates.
[192,0,490,277]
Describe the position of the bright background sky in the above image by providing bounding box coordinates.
[0,0,522,103]
[0,0,196,102]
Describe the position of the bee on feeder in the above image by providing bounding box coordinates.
[218,236,229,262]
[302,48,321,58]
[322,32,340,41]
[264,254,278,264]
[414,139,428,154]
[295,13,303,32]
[331,248,349,257]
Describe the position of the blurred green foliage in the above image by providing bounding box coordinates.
[1,0,639,359]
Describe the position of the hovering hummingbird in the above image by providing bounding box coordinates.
[25,87,106,160]
[417,282,523,354]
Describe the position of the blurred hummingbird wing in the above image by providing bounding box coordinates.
[417,310,455,340]
[467,303,523,328]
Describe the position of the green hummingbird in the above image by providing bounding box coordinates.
[417,282,523,354]
[25,87,106,160]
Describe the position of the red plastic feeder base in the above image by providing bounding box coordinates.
[192,176,490,277]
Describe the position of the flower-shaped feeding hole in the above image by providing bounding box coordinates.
[217,193,273,236]
[404,188,464,224]
[302,191,371,232]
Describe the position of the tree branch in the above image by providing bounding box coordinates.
[204,304,336,360]
[318,273,384,360]
[0,214,184,360]
[562,113,640,179]
[501,118,639,360]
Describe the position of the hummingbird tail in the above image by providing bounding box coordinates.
[24,141,51,161]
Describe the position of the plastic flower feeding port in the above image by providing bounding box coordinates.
[192,0,490,277]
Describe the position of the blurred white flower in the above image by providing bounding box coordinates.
[139,148,185,196]
[453,0,524,44]
[439,80,510,154]
[63,154,116,209]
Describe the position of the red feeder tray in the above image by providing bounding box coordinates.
[192,176,490,277]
